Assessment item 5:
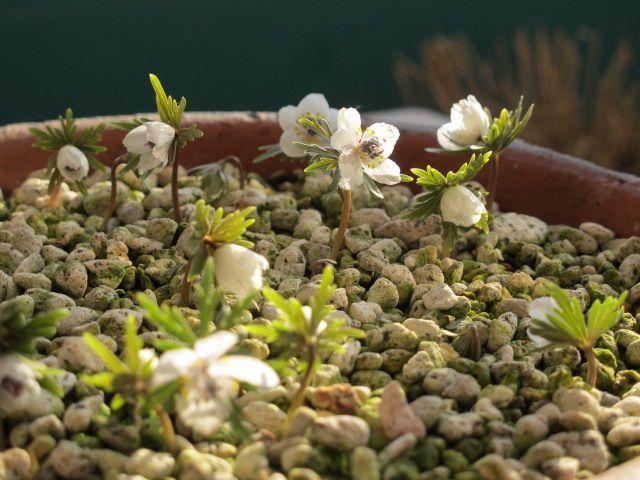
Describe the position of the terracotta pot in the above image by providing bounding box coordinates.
[1,112,640,477]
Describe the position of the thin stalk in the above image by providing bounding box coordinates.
[584,344,599,388]
[487,152,501,212]
[46,181,61,208]
[329,188,352,261]
[101,156,129,231]
[220,155,246,190]
[179,257,194,307]
[0,417,4,450]
[287,342,316,420]
[155,404,177,454]
[170,141,182,223]
[441,236,452,259]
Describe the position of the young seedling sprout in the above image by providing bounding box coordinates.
[430,95,533,211]
[29,108,107,207]
[101,153,130,231]
[527,286,627,388]
[187,155,247,202]
[179,199,268,306]
[248,265,364,420]
[407,151,492,258]
[117,74,203,223]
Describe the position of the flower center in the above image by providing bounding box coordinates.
[1,375,24,397]
[358,137,385,167]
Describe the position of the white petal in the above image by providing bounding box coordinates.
[208,355,280,388]
[364,158,401,186]
[123,124,151,154]
[56,145,89,182]
[440,185,486,227]
[146,121,176,158]
[0,354,41,412]
[527,329,553,348]
[444,95,491,146]
[335,107,361,134]
[331,127,358,153]
[297,93,331,117]
[326,108,339,131]
[213,244,269,297]
[362,122,399,158]
[437,123,465,150]
[137,152,166,175]
[151,348,198,389]
[278,105,298,130]
[279,130,306,158]
[194,331,239,362]
[529,297,559,323]
[338,152,364,190]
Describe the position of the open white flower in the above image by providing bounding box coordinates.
[151,330,280,390]
[330,108,401,190]
[212,243,269,298]
[437,95,491,150]
[0,354,41,414]
[527,297,559,348]
[57,145,89,182]
[278,93,338,157]
[123,121,176,175]
[440,185,486,227]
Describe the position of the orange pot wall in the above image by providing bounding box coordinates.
[1,112,640,237]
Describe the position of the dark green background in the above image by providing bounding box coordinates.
[1,0,637,125]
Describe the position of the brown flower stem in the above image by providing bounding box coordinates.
[101,156,129,232]
[584,345,599,388]
[287,343,316,420]
[155,404,177,454]
[170,141,182,223]
[329,188,352,261]
[487,152,501,212]
[46,180,61,208]
[179,257,194,307]
[220,155,246,190]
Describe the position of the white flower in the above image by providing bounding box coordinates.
[440,185,486,227]
[123,121,176,175]
[151,330,280,390]
[138,348,158,371]
[56,145,89,182]
[527,297,560,348]
[278,93,338,158]
[0,354,41,414]
[330,108,401,190]
[212,243,269,298]
[437,95,491,150]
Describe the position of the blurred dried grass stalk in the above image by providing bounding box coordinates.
[394,29,640,173]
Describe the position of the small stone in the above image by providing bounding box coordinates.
[0,448,31,480]
[146,218,179,247]
[309,415,370,451]
[349,301,382,324]
[57,335,111,373]
[521,440,565,468]
[553,388,600,418]
[620,254,640,288]
[378,433,417,468]
[63,395,103,433]
[422,283,458,311]
[13,272,51,290]
[48,440,94,479]
[513,414,549,450]
[379,381,426,440]
[548,430,609,473]
[274,246,306,276]
[54,262,88,298]
[541,456,580,480]
[242,401,286,433]
[366,278,399,309]
[423,368,480,407]
[437,412,483,443]
[29,414,65,439]
[126,448,176,480]
[579,222,614,245]
[492,212,548,244]
[351,446,380,480]
[607,417,640,447]
[328,339,361,374]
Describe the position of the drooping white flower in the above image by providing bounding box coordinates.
[0,354,41,414]
[212,243,269,298]
[440,185,486,227]
[437,95,491,150]
[151,330,280,390]
[527,297,560,348]
[123,121,176,175]
[330,108,401,190]
[278,93,338,157]
[56,145,90,182]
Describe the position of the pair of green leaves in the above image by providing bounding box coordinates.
[30,108,108,194]
[0,298,64,354]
